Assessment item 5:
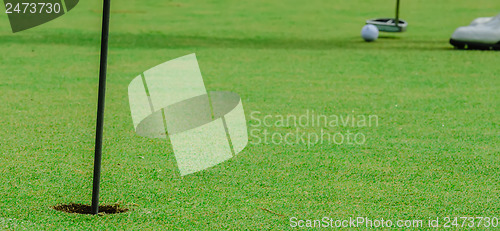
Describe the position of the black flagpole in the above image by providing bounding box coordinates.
[91,0,111,215]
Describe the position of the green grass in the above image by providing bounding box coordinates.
[0,0,499,229]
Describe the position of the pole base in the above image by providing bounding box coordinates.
[53,203,128,215]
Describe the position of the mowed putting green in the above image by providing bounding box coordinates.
[0,0,499,229]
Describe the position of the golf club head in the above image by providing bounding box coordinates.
[366,18,408,32]
[4,0,79,33]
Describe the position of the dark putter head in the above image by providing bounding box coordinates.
[366,18,408,32]
[365,0,407,33]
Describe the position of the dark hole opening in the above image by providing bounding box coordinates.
[53,203,128,215]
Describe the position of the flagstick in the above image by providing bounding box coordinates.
[91,0,111,215]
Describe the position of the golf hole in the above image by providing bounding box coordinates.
[53,203,128,215]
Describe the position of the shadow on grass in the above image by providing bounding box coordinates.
[378,35,402,39]
[0,32,452,51]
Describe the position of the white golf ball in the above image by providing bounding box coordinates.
[361,24,379,42]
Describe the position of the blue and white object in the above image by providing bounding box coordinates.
[361,24,379,42]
